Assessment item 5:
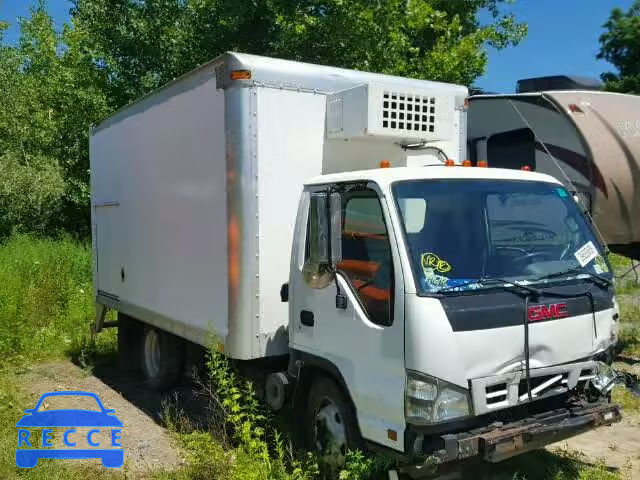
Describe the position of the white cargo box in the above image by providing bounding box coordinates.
[90,52,467,360]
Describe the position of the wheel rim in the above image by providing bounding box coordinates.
[144,330,161,378]
[313,397,347,465]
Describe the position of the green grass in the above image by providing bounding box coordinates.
[0,234,99,363]
[458,449,623,480]
[610,253,640,358]
[610,254,640,296]
[0,234,119,479]
[617,298,640,358]
[612,385,640,415]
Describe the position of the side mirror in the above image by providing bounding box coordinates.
[309,191,342,265]
[309,193,329,264]
[330,192,342,263]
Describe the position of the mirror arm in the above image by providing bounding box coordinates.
[333,269,348,309]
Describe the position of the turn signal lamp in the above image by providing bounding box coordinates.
[380,160,391,168]
[477,160,488,168]
[444,159,456,167]
[230,70,252,80]
[521,165,532,171]
[462,160,472,167]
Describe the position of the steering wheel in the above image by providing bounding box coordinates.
[560,237,579,261]
[494,246,529,255]
[494,246,547,266]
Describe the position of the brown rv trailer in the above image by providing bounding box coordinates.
[468,91,640,260]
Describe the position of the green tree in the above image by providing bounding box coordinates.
[598,0,640,94]
[71,0,526,107]
[0,2,110,236]
[1,0,526,236]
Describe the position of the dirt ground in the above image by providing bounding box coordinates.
[548,414,640,478]
[17,359,640,478]
[18,360,187,476]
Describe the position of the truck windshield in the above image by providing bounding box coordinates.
[392,179,611,294]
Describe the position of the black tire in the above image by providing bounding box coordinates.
[304,376,364,465]
[117,313,143,371]
[140,326,185,390]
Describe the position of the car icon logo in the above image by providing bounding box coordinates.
[15,391,123,468]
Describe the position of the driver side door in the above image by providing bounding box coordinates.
[290,184,406,450]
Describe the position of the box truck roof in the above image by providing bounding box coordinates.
[94,51,467,133]
[222,52,468,95]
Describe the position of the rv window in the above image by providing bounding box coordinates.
[487,128,536,170]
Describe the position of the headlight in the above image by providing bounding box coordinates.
[592,362,618,394]
[405,371,471,425]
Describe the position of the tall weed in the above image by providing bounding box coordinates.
[0,234,110,365]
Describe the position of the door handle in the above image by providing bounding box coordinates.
[300,310,315,327]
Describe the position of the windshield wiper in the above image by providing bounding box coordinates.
[435,277,541,296]
[531,267,612,287]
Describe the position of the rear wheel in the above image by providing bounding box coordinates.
[305,376,364,467]
[141,326,184,390]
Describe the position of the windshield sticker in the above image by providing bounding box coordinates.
[555,188,569,198]
[421,252,452,274]
[574,241,598,267]
[422,271,449,291]
[594,255,609,274]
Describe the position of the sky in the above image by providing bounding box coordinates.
[0,0,71,38]
[475,0,635,93]
[0,0,635,93]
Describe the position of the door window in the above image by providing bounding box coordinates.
[338,189,394,326]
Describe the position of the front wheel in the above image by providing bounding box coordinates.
[305,376,364,467]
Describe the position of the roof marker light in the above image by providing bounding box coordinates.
[444,159,456,167]
[380,160,391,168]
[477,160,488,168]
[521,165,532,171]
[462,160,472,167]
[568,103,584,114]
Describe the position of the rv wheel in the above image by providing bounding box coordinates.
[141,327,184,390]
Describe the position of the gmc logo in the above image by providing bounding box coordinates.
[528,303,568,322]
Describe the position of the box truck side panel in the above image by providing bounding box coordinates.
[92,65,228,346]
[256,88,327,356]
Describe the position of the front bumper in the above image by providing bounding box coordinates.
[400,401,620,474]
[438,402,620,463]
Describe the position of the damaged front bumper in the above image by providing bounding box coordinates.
[399,401,621,478]
[437,402,621,463]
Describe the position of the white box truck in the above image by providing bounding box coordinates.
[91,53,621,468]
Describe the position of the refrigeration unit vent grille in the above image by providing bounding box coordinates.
[325,83,455,141]
[381,91,436,133]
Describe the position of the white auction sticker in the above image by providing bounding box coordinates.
[574,241,598,267]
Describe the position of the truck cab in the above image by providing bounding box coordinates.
[287,165,620,463]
